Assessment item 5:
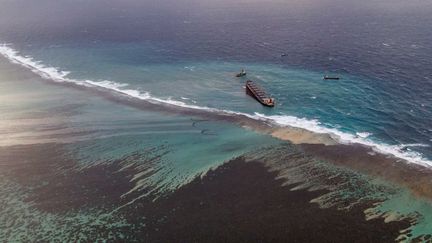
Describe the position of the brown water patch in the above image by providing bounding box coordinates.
[270,127,337,145]
[300,143,432,200]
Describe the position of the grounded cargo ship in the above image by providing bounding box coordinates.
[245,80,275,107]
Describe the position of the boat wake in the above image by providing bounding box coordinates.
[1,44,431,167]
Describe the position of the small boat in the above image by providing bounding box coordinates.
[323,75,340,80]
[245,80,275,107]
[236,69,247,77]
[281,53,287,57]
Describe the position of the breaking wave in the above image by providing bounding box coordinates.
[253,113,431,166]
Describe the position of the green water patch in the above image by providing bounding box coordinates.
[245,144,432,241]
[366,190,432,242]
[65,119,281,199]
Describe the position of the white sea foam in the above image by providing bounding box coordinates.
[0,44,71,82]
[184,66,195,71]
[0,44,220,112]
[356,132,372,138]
[1,43,431,167]
[253,113,432,167]
[399,143,430,148]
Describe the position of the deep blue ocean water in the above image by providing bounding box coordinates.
[0,0,431,164]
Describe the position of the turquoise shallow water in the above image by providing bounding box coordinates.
[0,58,279,193]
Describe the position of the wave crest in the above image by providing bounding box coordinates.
[254,113,431,167]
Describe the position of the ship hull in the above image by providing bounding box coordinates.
[245,81,275,107]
